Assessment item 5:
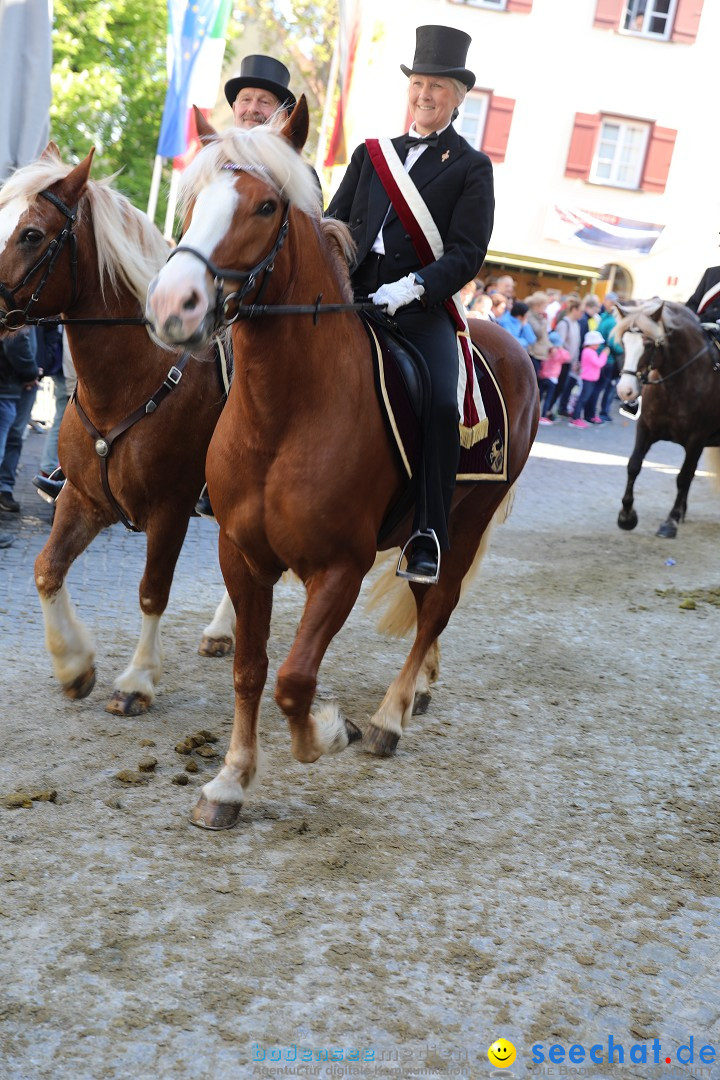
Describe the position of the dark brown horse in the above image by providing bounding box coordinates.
[147,100,539,829]
[615,299,720,538]
[0,145,228,712]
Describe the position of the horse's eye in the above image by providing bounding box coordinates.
[257,200,277,217]
[20,228,44,245]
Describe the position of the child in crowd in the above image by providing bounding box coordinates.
[537,331,569,424]
[498,301,537,351]
[570,330,608,428]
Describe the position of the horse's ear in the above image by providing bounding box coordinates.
[40,141,62,162]
[280,94,309,153]
[647,298,665,322]
[614,301,632,318]
[192,105,217,143]
[58,148,96,204]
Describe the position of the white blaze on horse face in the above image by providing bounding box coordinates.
[0,196,29,260]
[148,176,240,344]
[617,331,644,401]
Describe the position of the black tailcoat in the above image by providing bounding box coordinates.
[687,265,720,321]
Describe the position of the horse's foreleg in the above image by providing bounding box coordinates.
[34,487,104,698]
[275,563,365,764]
[198,589,235,656]
[107,514,189,715]
[656,441,704,539]
[618,422,654,531]
[192,539,274,830]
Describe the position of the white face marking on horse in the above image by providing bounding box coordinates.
[617,331,644,401]
[0,196,29,259]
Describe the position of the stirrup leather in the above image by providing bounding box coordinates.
[396,528,441,585]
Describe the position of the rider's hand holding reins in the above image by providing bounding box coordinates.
[370,274,425,316]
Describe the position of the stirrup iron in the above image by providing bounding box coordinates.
[396,528,441,585]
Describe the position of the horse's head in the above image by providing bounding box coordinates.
[0,145,95,328]
[146,97,320,349]
[614,299,703,401]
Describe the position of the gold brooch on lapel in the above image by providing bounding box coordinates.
[441,150,450,162]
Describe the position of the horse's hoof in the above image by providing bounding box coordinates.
[618,510,638,531]
[363,724,400,757]
[413,690,432,716]
[63,667,96,700]
[345,718,363,744]
[190,793,242,830]
[198,635,233,657]
[105,691,151,716]
[656,520,677,539]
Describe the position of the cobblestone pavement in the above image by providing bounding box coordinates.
[2,401,720,1080]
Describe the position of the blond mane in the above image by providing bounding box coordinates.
[178,125,322,219]
[0,155,170,305]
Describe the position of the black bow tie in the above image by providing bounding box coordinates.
[404,132,439,148]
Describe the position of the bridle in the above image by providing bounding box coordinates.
[0,189,79,329]
[167,199,291,331]
[620,324,720,387]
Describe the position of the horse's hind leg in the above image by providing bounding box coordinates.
[35,487,104,699]
[106,512,189,715]
[198,589,235,656]
[365,493,500,757]
[657,440,704,539]
[618,421,653,531]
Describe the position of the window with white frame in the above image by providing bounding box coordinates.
[448,0,507,10]
[622,0,678,39]
[590,118,650,189]
[456,92,490,151]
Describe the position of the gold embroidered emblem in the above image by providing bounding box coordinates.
[488,435,504,474]
[441,150,450,162]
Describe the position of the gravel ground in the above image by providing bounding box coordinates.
[1,408,719,1080]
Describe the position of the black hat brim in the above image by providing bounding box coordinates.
[224,76,297,112]
[400,63,475,90]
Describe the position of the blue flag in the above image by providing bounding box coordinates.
[157,0,222,158]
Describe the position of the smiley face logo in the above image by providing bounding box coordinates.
[488,1038,517,1068]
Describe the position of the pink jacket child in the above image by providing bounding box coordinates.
[537,345,570,423]
[570,330,608,427]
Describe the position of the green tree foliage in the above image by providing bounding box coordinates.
[51,0,167,209]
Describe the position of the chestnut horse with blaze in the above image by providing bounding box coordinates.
[0,146,229,714]
[147,100,539,829]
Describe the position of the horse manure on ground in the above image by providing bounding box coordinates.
[137,756,158,772]
[115,770,150,785]
[184,759,199,774]
[3,789,58,809]
[171,773,190,786]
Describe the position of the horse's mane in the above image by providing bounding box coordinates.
[178,126,322,219]
[0,155,170,305]
[318,218,355,301]
[614,299,701,344]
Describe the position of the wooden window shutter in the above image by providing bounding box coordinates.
[641,125,677,193]
[506,0,533,12]
[671,0,703,43]
[565,113,600,180]
[593,0,623,29]
[482,96,515,163]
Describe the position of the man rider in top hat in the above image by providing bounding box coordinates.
[224,54,297,129]
[327,25,494,583]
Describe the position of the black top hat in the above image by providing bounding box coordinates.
[224,55,297,111]
[400,25,475,90]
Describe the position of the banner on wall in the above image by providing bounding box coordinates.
[545,205,665,256]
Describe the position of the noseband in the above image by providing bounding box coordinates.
[0,189,79,329]
[166,200,290,330]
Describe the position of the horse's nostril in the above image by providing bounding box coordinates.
[183,290,200,312]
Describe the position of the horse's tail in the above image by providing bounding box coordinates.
[366,486,516,637]
[704,447,720,492]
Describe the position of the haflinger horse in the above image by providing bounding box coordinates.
[615,299,720,538]
[146,99,539,830]
[0,144,234,713]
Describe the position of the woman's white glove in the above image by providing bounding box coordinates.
[370,274,425,316]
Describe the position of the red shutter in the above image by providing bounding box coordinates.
[641,125,677,193]
[506,0,533,12]
[671,0,703,43]
[482,96,515,163]
[565,113,600,180]
[593,0,623,29]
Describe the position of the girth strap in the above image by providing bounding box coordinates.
[71,351,191,532]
